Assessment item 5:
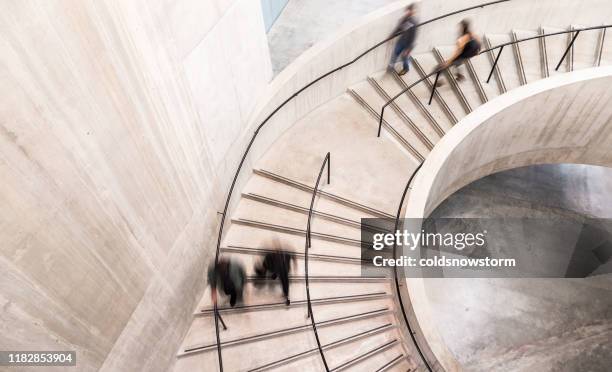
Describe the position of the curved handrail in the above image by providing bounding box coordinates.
[211,1,512,370]
[305,152,332,371]
[391,163,427,370]
[378,24,612,133]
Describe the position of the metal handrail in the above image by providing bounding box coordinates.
[390,163,427,370]
[378,24,612,135]
[211,1,512,370]
[305,152,332,371]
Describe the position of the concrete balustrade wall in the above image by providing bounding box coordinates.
[0,0,271,371]
[402,67,612,371]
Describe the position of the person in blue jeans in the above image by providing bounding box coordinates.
[388,4,418,76]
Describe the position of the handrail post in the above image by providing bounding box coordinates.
[327,153,331,185]
[213,303,224,372]
[428,71,441,105]
[555,30,580,71]
[377,107,385,137]
[486,45,504,83]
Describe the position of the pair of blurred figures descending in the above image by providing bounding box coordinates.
[208,237,294,308]
[388,3,481,82]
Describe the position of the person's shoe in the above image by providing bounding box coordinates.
[386,65,396,74]
[271,273,277,280]
[455,73,465,82]
[398,69,408,76]
[285,297,290,306]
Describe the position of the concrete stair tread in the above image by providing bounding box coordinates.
[434,45,486,109]
[255,94,415,216]
[570,25,601,70]
[217,249,364,277]
[464,51,502,101]
[369,70,446,141]
[348,81,427,163]
[246,170,390,219]
[541,26,572,74]
[183,314,398,371]
[323,331,399,371]
[485,33,523,91]
[513,29,545,83]
[233,197,363,241]
[223,223,372,258]
[412,52,468,118]
[180,298,395,353]
[395,64,458,127]
[600,26,612,64]
[196,279,392,313]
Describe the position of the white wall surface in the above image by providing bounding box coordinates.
[0,0,271,371]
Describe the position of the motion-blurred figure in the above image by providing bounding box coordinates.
[208,257,246,308]
[387,4,418,76]
[255,237,295,306]
[438,19,481,83]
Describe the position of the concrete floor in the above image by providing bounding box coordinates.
[425,164,612,371]
[267,0,397,75]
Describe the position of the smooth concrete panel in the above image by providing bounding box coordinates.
[0,0,271,371]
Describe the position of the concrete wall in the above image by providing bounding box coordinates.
[0,0,271,371]
[402,67,612,371]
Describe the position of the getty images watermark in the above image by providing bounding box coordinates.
[370,229,515,268]
[360,217,612,278]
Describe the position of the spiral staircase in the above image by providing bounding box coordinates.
[173,21,612,372]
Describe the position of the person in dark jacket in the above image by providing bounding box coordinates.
[255,238,295,306]
[438,19,481,82]
[208,257,246,308]
[388,4,418,76]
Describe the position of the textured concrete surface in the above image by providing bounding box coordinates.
[267,0,397,75]
[0,1,271,371]
[425,164,612,371]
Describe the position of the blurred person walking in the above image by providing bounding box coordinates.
[208,257,246,308]
[388,4,418,76]
[255,237,295,306]
[437,19,481,83]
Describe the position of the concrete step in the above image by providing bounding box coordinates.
[541,26,572,75]
[196,280,391,314]
[396,59,458,126]
[433,45,487,108]
[599,26,612,65]
[512,29,545,83]
[484,33,523,91]
[240,192,385,233]
[412,52,468,118]
[222,222,364,259]
[232,197,364,242]
[179,309,398,371]
[465,50,502,102]
[347,82,426,163]
[217,249,364,278]
[365,76,436,152]
[251,169,394,219]
[180,298,395,355]
[370,70,448,138]
[253,94,411,216]
[570,25,602,70]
